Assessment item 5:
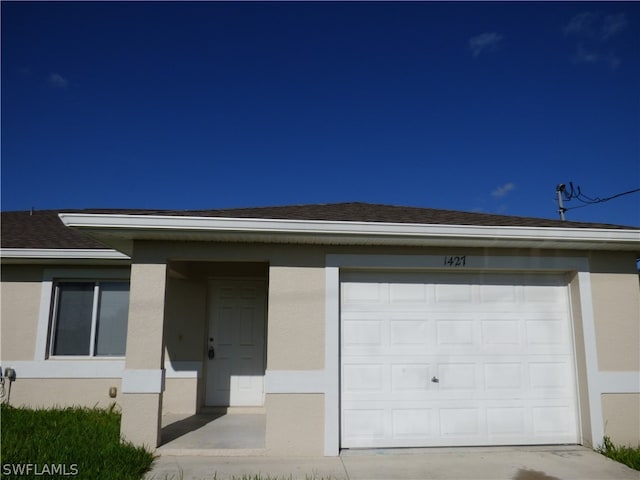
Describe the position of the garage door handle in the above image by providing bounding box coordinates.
[431,376,439,383]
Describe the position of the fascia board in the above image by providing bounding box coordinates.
[58,213,640,251]
[0,248,130,260]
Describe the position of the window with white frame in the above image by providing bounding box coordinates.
[49,281,130,357]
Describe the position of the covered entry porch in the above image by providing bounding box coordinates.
[116,241,327,456]
[122,257,269,449]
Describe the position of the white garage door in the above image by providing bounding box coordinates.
[341,271,579,448]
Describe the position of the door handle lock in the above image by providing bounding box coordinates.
[208,346,215,359]
[431,376,439,383]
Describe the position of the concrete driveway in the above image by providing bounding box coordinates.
[146,445,638,480]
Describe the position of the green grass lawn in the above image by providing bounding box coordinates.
[1,404,155,480]
[597,436,640,471]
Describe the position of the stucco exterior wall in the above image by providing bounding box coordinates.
[0,265,43,361]
[163,378,199,414]
[601,393,640,446]
[164,277,207,364]
[265,393,324,455]
[589,252,640,372]
[267,266,325,371]
[7,378,122,409]
[163,276,207,414]
[2,242,639,454]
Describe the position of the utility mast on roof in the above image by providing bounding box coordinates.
[556,184,567,221]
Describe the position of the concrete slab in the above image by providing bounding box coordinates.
[159,413,265,454]
[146,446,639,480]
[146,456,347,480]
[340,446,638,480]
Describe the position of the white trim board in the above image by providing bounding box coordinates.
[121,369,165,394]
[1,248,129,260]
[59,213,640,251]
[1,360,200,380]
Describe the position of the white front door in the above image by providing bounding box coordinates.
[205,279,266,406]
[341,271,580,448]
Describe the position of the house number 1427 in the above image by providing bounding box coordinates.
[444,255,466,267]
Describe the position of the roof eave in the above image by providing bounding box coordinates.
[0,248,131,265]
[58,213,640,254]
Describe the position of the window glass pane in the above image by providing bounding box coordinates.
[95,282,129,356]
[52,283,94,355]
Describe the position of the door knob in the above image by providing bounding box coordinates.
[431,376,439,383]
[208,346,215,359]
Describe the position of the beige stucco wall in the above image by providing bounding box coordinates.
[164,277,207,364]
[120,392,163,448]
[7,378,122,409]
[265,393,324,455]
[163,276,207,414]
[125,261,167,369]
[602,393,640,446]
[0,265,44,361]
[163,378,199,414]
[267,266,325,371]
[589,252,640,371]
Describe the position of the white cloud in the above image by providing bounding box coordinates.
[564,12,627,70]
[573,44,621,69]
[564,11,628,40]
[48,73,68,88]
[601,13,628,39]
[574,44,600,64]
[564,11,598,37]
[491,182,516,198]
[469,32,504,58]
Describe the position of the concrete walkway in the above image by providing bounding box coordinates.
[146,445,638,480]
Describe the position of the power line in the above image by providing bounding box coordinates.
[555,182,640,220]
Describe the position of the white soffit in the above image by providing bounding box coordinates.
[0,248,130,263]
[58,213,640,251]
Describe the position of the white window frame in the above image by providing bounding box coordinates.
[48,279,129,358]
[35,269,131,362]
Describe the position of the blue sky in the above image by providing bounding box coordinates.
[2,1,639,226]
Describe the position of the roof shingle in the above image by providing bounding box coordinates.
[1,202,636,250]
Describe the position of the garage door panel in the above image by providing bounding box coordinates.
[439,408,482,437]
[343,320,383,347]
[391,364,432,391]
[390,319,432,345]
[487,407,526,435]
[436,320,475,345]
[481,319,521,345]
[343,364,385,392]
[533,406,574,434]
[484,363,523,390]
[526,319,568,346]
[392,409,434,438]
[342,282,386,303]
[437,363,478,390]
[341,272,579,448]
[529,362,573,390]
[390,283,428,303]
[342,409,386,442]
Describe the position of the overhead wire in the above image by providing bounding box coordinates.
[561,182,640,211]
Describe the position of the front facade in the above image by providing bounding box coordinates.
[1,203,639,455]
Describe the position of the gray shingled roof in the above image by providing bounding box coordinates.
[1,202,636,250]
